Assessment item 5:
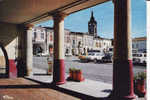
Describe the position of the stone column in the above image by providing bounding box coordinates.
[25,24,33,76]
[52,12,67,85]
[112,0,136,99]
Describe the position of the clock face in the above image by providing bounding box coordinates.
[89,22,97,34]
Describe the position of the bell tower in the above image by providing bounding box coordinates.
[88,11,97,37]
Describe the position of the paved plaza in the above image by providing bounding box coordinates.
[0,56,146,100]
[0,68,146,100]
[31,56,147,100]
[33,56,146,84]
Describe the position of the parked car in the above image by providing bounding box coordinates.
[132,53,146,65]
[102,53,113,63]
[78,54,88,62]
[86,52,105,63]
[36,52,49,57]
[36,53,42,57]
[65,53,72,57]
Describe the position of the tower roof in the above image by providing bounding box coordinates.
[89,11,97,24]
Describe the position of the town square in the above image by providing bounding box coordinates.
[0,0,149,100]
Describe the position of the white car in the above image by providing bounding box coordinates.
[86,52,105,63]
[36,53,42,57]
[65,53,72,57]
[132,53,146,65]
[37,52,49,57]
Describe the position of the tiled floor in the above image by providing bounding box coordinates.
[0,78,80,100]
[0,77,147,100]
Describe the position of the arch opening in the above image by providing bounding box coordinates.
[0,44,9,78]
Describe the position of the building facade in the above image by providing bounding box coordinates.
[32,26,71,55]
[32,12,146,56]
[132,37,146,53]
[32,26,47,55]
[32,12,112,56]
[32,26,112,56]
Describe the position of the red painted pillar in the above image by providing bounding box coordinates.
[9,59,17,78]
[112,0,136,99]
[52,12,67,85]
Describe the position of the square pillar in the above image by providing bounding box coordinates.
[112,0,136,99]
[52,12,67,85]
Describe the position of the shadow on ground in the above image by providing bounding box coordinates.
[0,77,111,100]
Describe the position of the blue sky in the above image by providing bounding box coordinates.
[37,0,146,39]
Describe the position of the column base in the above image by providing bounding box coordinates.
[108,91,138,100]
[9,59,17,78]
[52,81,66,85]
[112,59,136,100]
[26,68,33,76]
[53,59,66,85]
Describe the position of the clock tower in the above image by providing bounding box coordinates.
[88,11,97,37]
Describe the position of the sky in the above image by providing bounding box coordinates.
[37,0,146,39]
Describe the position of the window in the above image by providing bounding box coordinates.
[67,36,70,43]
[99,43,101,47]
[41,33,44,39]
[50,35,53,41]
[139,54,142,57]
[136,44,138,48]
[73,40,75,44]
[78,41,81,48]
[104,43,106,46]
[132,44,134,48]
[96,42,99,47]
[96,54,100,56]
[88,53,94,56]
[34,32,37,38]
[133,54,135,57]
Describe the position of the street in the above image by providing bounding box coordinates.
[33,56,146,84]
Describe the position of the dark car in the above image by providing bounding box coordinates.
[102,53,113,63]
